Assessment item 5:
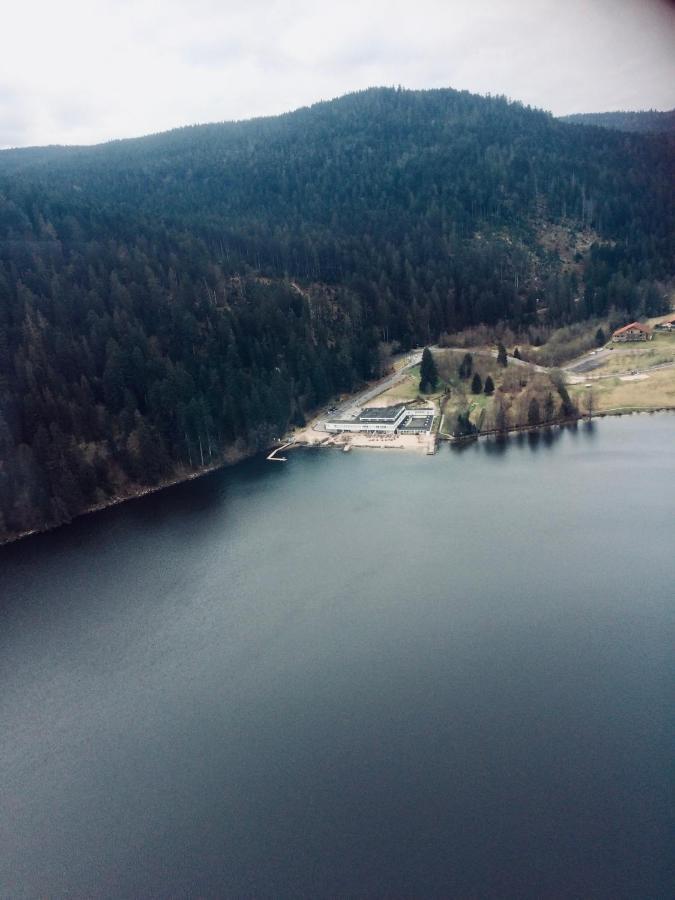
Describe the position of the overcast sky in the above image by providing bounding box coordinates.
[2,0,674,148]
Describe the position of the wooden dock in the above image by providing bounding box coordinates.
[267,441,294,462]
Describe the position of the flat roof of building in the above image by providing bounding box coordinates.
[405,408,434,417]
[355,405,406,422]
[399,414,434,433]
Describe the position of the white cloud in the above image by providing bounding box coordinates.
[2,0,674,147]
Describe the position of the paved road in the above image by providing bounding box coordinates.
[339,350,425,413]
[566,359,675,384]
[563,347,614,375]
[312,349,425,431]
[510,344,675,382]
[562,346,675,383]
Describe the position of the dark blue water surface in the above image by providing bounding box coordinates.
[1,414,673,898]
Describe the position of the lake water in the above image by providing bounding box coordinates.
[1,414,673,898]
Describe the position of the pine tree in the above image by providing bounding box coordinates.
[497,343,508,367]
[419,347,438,393]
[484,375,495,395]
[458,352,473,379]
[471,372,482,394]
[455,411,477,437]
[552,373,576,418]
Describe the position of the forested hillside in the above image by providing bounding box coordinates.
[1,87,673,540]
[559,109,675,134]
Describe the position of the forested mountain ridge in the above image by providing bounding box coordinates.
[1,87,673,541]
[559,109,675,134]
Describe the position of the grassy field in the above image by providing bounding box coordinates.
[581,334,675,376]
[649,312,675,326]
[374,365,429,404]
[569,367,675,414]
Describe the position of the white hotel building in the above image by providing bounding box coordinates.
[325,405,433,434]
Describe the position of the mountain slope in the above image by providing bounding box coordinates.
[1,87,673,541]
[559,109,675,134]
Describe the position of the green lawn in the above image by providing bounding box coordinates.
[588,338,675,376]
[569,367,675,413]
[376,364,451,404]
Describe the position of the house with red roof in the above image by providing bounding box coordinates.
[611,321,652,342]
[654,315,675,332]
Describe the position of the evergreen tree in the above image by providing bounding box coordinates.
[471,372,482,394]
[419,347,439,393]
[513,347,522,360]
[551,371,577,418]
[455,411,477,437]
[497,343,508,367]
[527,397,541,427]
[484,375,495,395]
[595,327,606,346]
[458,353,473,380]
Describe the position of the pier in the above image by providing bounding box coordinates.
[267,441,294,462]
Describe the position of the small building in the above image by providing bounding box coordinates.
[654,315,675,331]
[612,322,652,342]
[398,412,435,434]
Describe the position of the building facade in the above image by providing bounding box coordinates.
[326,404,433,434]
[612,322,652,342]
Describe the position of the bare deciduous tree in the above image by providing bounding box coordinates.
[584,387,595,420]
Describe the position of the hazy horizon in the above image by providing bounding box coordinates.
[2,0,674,150]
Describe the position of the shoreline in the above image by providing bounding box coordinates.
[447,405,675,444]
[0,452,250,549]
[2,405,674,549]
